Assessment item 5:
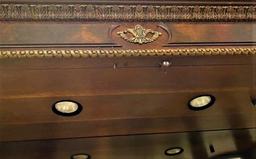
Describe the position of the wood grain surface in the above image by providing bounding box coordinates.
[0,2,255,153]
[0,23,255,49]
[0,129,255,159]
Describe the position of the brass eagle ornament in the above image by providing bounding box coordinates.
[117,25,162,45]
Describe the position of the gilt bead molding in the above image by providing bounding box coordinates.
[0,48,255,59]
[0,3,255,21]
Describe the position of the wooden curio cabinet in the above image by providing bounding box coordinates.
[0,0,255,158]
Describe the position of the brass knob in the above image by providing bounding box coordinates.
[161,61,171,67]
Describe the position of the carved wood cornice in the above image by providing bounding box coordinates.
[0,48,255,59]
[0,3,255,22]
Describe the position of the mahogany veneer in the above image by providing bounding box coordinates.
[0,0,256,158]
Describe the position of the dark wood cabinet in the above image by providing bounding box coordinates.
[0,0,255,158]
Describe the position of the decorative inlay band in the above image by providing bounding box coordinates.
[0,3,255,21]
[117,25,162,44]
[0,48,255,59]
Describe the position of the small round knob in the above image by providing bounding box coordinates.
[161,61,171,67]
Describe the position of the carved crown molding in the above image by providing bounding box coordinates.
[0,48,255,59]
[0,3,255,21]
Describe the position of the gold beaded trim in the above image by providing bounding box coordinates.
[0,48,255,59]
